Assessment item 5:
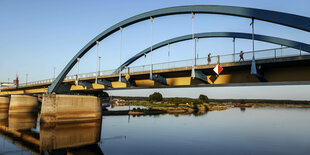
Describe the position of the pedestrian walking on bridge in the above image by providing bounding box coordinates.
[239,51,244,62]
[207,53,211,64]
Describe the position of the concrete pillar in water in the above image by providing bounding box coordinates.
[0,97,9,110]
[40,94,102,123]
[0,97,9,121]
[9,95,38,113]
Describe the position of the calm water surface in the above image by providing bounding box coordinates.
[1,107,310,154]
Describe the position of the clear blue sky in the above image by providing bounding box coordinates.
[1,0,310,83]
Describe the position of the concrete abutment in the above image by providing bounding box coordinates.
[0,97,9,121]
[9,95,38,113]
[40,94,102,123]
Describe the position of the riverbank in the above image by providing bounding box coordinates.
[102,109,166,116]
[103,96,310,116]
[104,99,227,116]
[113,96,310,105]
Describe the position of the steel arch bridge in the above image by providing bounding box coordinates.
[48,5,310,93]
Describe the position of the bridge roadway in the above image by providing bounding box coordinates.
[1,52,310,95]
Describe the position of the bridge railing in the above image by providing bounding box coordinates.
[2,47,309,90]
[126,47,309,73]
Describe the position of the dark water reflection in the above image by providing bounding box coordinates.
[1,107,310,154]
[240,107,246,112]
[0,110,103,155]
[9,113,37,130]
[40,120,102,152]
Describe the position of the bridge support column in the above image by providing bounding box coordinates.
[251,58,268,82]
[193,71,209,83]
[0,97,9,121]
[121,77,137,86]
[0,97,9,111]
[9,95,38,113]
[97,79,112,87]
[190,71,209,84]
[78,81,93,88]
[40,94,102,123]
[151,74,167,85]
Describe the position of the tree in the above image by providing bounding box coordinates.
[240,100,246,104]
[149,92,163,101]
[199,94,209,103]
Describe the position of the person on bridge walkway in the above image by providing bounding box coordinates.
[239,51,244,62]
[207,53,211,64]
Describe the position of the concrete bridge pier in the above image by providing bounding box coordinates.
[0,97,9,110]
[40,94,102,123]
[0,97,9,122]
[9,95,38,113]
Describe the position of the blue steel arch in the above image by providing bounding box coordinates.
[48,5,310,93]
[114,32,310,74]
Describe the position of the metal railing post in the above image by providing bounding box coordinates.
[274,49,276,59]
[95,41,99,84]
[191,12,195,78]
[281,45,283,57]
[119,27,123,82]
[168,43,170,68]
[233,37,235,62]
[251,18,255,59]
[150,17,154,80]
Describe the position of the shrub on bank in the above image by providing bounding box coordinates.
[102,91,109,99]
[240,100,246,104]
[193,99,203,110]
[149,92,163,102]
[169,97,193,107]
[170,97,183,104]
[199,94,209,103]
[193,99,203,105]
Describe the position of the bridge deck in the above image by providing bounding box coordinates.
[1,54,310,95]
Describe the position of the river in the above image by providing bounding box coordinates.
[0,107,310,154]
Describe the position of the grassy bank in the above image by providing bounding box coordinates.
[109,95,310,116]
[113,98,227,115]
[112,96,310,105]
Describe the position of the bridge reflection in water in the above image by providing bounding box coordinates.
[0,110,104,154]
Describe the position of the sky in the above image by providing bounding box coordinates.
[0,0,310,83]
